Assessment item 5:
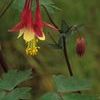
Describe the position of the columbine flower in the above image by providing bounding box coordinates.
[9,0,57,56]
[76,37,86,56]
[10,0,34,41]
[9,0,39,56]
[33,0,58,39]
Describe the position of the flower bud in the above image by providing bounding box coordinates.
[76,37,86,56]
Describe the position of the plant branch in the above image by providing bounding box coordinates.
[62,37,81,93]
[43,5,73,76]
[0,0,14,18]
[42,5,59,30]
[48,32,58,45]
[0,47,8,73]
[62,37,73,76]
[57,92,64,100]
[42,4,81,94]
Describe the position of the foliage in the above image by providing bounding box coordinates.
[40,0,61,13]
[53,75,91,92]
[0,0,100,100]
[12,0,60,13]
[40,75,98,100]
[0,69,32,100]
[41,93,98,100]
[0,0,60,41]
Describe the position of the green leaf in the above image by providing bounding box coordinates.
[12,0,24,11]
[2,87,31,100]
[0,69,32,91]
[60,20,73,40]
[63,94,98,100]
[40,92,61,100]
[40,93,98,100]
[53,75,91,92]
[12,0,60,14]
[60,20,69,34]
[0,92,5,100]
[41,0,61,13]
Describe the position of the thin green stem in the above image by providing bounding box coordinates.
[62,37,73,76]
[48,32,58,45]
[42,3,82,94]
[43,6,74,76]
[0,0,15,18]
[42,5,59,30]
[0,45,8,73]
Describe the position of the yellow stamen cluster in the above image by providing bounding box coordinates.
[25,39,40,56]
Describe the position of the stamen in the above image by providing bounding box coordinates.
[25,38,40,56]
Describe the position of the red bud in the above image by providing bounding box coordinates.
[76,37,86,56]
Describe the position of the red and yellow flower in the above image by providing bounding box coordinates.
[9,0,57,56]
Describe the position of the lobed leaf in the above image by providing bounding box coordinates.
[40,93,98,100]
[0,69,32,91]
[53,75,91,92]
[40,0,61,13]
[63,94,98,100]
[0,92,5,100]
[40,92,61,100]
[2,87,31,100]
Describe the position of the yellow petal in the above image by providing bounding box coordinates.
[23,29,35,42]
[38,32,45,41]
[17,29,25,38]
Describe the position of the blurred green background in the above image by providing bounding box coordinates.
[0,0,100,96]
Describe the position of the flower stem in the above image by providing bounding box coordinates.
[43,5,81,94]
[0,48,8,73]
[62,37,73,76]
[42,5,59,30]
[43,6,73,76]
[0,0,15,18]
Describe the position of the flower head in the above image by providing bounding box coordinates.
[9,0,35,41]
[9,0,58,56]
[76,37,86,56]
[9,0,40,56]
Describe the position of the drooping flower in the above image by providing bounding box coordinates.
[33,0,58,40]
[10,0,34,40]
[76,37,86,56]
[9,0,39,56]
[9,0,57,56]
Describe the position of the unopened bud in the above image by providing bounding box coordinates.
[76,37,86,56]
